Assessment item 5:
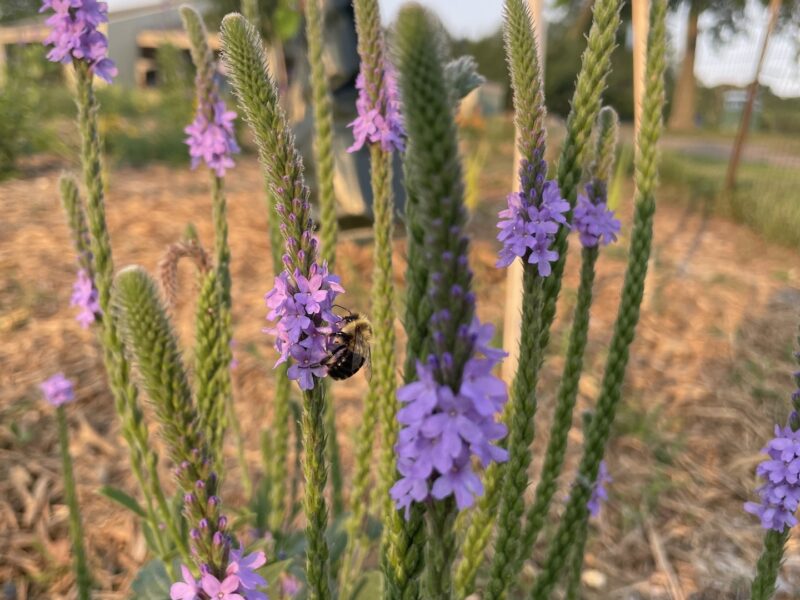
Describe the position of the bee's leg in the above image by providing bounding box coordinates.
[313,344,348,369]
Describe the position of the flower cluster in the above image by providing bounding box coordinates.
[496,178,570,276]
[185,96,240,177]
[572,181,621,248]
[391,320,508,515]
[264,263,344,390]
[40,0,117,83]
[745,416,800,531]
[70,269,101,329]
[587,460,611,518]
[171,547,268,600]
[40,373,75,407]
[347,65,405,153]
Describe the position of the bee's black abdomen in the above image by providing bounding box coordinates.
[328,352,366,380]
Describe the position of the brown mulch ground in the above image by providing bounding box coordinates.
[1,153,799,599]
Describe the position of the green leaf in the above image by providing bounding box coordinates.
[273,4,301,41]
[130,559,171,598]
[325,513,349,566]
[141,521,161,556]
[263,558,295,588]
[98,485,146,518]
[351,570,382,600]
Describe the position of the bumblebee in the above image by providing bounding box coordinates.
[322,311,373,380]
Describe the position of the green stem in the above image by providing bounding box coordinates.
[57,406,91,600]
[530,4,666,596]
[484,265,543,600]
[542,0,623,379]
[424,498,457,600]
[269,363,292,532]
[751,529,790,600]
[369,144,398,529]
[454,459,503,597]
[339,383,380,599]
[74,63,187,563]
[564,512,591,600]
[305,0,343,517]
[241,0,258,26]
[302,385,332,600]
[515,248,598,569]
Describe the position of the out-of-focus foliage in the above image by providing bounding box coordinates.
[553,0,800,38]
[0,45,66,177]
[207,0,301,42]
[696,86,800,132]
[0,0,39,23]
[451,22,638,120]
[98,46,194,167]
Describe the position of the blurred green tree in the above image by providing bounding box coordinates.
[0,0,40,23]
[555,0,800,130]
[206,0,301,42]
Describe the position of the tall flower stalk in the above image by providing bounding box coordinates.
[481,0,563,595]
[114,268,270,599]
[180,5,239,472]
[338,0,404,595]
[41,375,92,600]
[52,16,186,560]
[303,0,344,518]
[457,0,622,594]
[530,2,666,597]
[113,267,230,577]
[221,15,341,598]
[512,107,620,584]
[392,7,508,598]
[747,328,800,599]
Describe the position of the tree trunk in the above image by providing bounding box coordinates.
[668,2,700,131]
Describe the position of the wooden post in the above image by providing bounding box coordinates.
[502,0,547,382]
[724,0,782,193]
[632,0,650,142]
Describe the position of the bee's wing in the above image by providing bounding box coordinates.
[355,336,372,382]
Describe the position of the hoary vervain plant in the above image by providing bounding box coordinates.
[221,13,344,599]
[457,0,622,594]
[509,106,620,590]
[41,374,92,599]
[41,1,800,599]
[338,0,405,596]
[303,0,345,519]
[390,7,510,599]
[531,1,667,596]
[747,327,800,599]
[48,1,187,564]
[180,4,237,472]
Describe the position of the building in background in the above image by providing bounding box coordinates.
[0,0,209,87]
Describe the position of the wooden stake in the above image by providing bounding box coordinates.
[632,0,650,144]
[724,0,782,193]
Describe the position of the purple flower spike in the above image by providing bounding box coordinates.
[391,319,508,515]
[40,0,117,82]
[185,98,240,177]
[587,460,612,518]
[40,373,75,407]
[70,268,101,328]
[348,64,405,153]
[572,182,621,248]
[745,415,800,531]
[264,262,344,390]
[496,179,569,276]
